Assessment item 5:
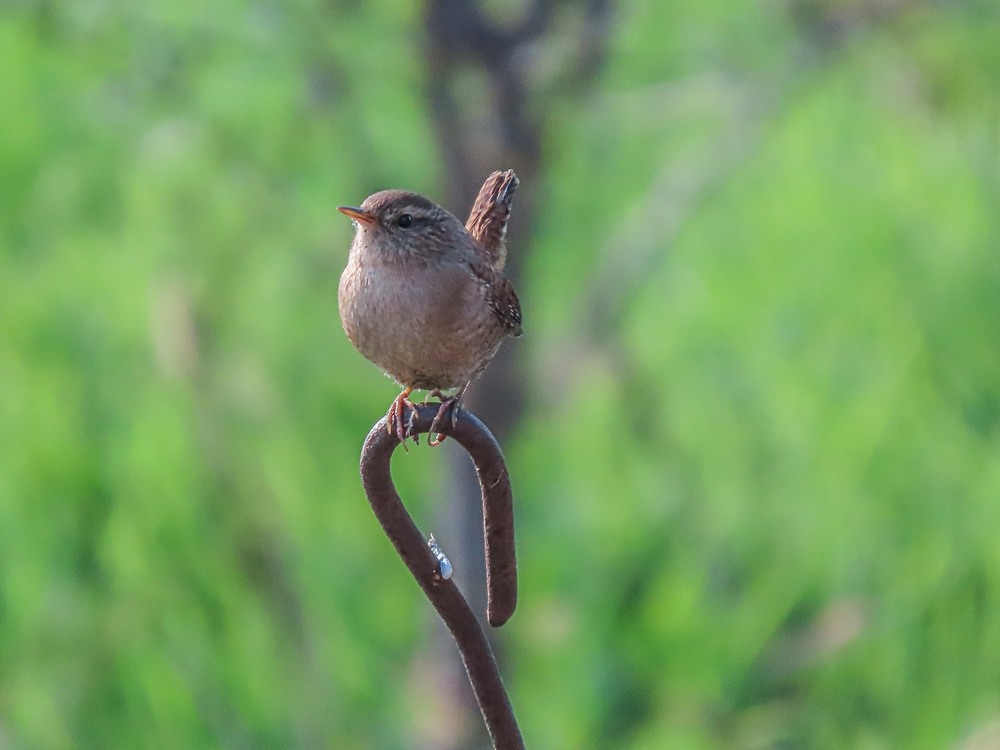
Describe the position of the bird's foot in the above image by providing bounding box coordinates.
[427,390,460,447]
[387,387,419,447]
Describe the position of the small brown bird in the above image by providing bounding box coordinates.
[338,170,522,445]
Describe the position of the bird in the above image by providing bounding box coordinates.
[337,170,522,446]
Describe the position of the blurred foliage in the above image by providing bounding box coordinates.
[2,0,1000,748]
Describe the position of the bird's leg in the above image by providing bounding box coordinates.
[428,383,469,447]
[387,387,417,445]
[425,389,451,448]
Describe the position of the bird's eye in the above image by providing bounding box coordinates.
[397,213,413,228]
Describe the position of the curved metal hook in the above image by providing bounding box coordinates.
[359,403,523,749]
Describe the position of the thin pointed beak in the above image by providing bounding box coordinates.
[337,206,377,226]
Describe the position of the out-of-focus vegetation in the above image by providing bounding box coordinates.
[2,1,1000,748]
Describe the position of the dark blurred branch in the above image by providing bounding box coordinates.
[359,404,522,748]
[422,0,617,436]
[419,4,614,745]
[423,0,613,216]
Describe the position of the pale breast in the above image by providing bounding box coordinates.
[338,256,507,390]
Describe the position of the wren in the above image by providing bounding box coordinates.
[337,170,522,445]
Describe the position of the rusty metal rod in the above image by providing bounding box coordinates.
[359,403,522,749]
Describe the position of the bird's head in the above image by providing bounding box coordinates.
[338,190,465,262]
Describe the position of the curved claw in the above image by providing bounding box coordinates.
[387,387,417,447]
[428,397,460,447]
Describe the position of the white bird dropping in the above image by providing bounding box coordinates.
[428,534,453,580]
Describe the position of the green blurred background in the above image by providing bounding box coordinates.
[3,0,1000,748]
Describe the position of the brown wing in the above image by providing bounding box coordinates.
[465,169,519,270]
[491,274,523,337]
[469,258,523,338]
